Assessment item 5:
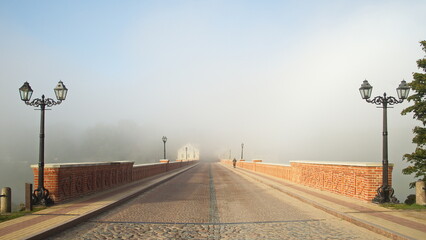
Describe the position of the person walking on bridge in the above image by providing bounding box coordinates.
[232,158,237,168]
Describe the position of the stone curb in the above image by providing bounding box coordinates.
[27,163,199,240]
[224,164,415,240]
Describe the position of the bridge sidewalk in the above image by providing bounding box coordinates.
[0,164,197,240]
[223,163,426,240]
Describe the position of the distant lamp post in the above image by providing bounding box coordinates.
[19,81,68,206]
[359,79,409,204]
[185,147,188,160]
[162,136,167,159]
[241,143,244,160]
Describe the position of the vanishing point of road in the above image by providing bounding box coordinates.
[49,161,387,240]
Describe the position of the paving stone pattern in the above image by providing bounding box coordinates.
[54,220,384,240]
[50,162,387,240]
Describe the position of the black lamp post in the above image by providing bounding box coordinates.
[162,136,167,159]
[241,143,244,160]
[19,81,68,206]
[359,79,409,204]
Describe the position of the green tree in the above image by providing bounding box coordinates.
[401,40,426,188]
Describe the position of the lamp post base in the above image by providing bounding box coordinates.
[32,187,54,206]
[372,185,399,204]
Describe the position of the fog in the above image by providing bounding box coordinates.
[1,1,426,208]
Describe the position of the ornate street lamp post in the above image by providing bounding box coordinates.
[359,79,409,204]
[162,136,167,159]
[19,81,68,206]
[241,143,244,160]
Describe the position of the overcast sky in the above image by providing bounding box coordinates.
[1,1,425,204]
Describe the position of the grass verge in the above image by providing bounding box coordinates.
[381,203,426,210]
[0,207,46,223]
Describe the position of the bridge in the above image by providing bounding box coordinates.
[0,160,425,239]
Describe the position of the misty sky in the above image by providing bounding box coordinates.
[1,1,426,204]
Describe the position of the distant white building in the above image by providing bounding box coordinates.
[177,144,200,160]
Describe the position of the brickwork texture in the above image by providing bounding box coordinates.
[32,160,197,203]
[221,159,393,201]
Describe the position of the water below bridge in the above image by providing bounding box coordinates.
[48,162,386,239]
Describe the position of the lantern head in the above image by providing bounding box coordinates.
[359,80,373,99]
[19,82,33,101]
[54,81,68,101]
[396,80,410,100]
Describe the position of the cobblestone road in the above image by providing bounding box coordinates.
[49,162,388,240]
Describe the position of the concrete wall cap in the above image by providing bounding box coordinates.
[133,163,165,167]
[134,160,187,167]
[289,160,394,167]
[256,162,291,167]
[30,161,134,168]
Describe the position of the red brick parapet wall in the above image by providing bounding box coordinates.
[32,160,197,203]
[221,159,393,201]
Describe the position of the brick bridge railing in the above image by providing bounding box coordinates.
[221,159,393,201]
[31,160,197,203]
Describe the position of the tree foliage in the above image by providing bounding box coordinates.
[401,41,426,188]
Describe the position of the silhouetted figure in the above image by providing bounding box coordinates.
[232,158,237,168]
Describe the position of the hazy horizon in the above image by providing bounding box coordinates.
[1,0,426,208]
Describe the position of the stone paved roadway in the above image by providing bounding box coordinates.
[49,162,388,239]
